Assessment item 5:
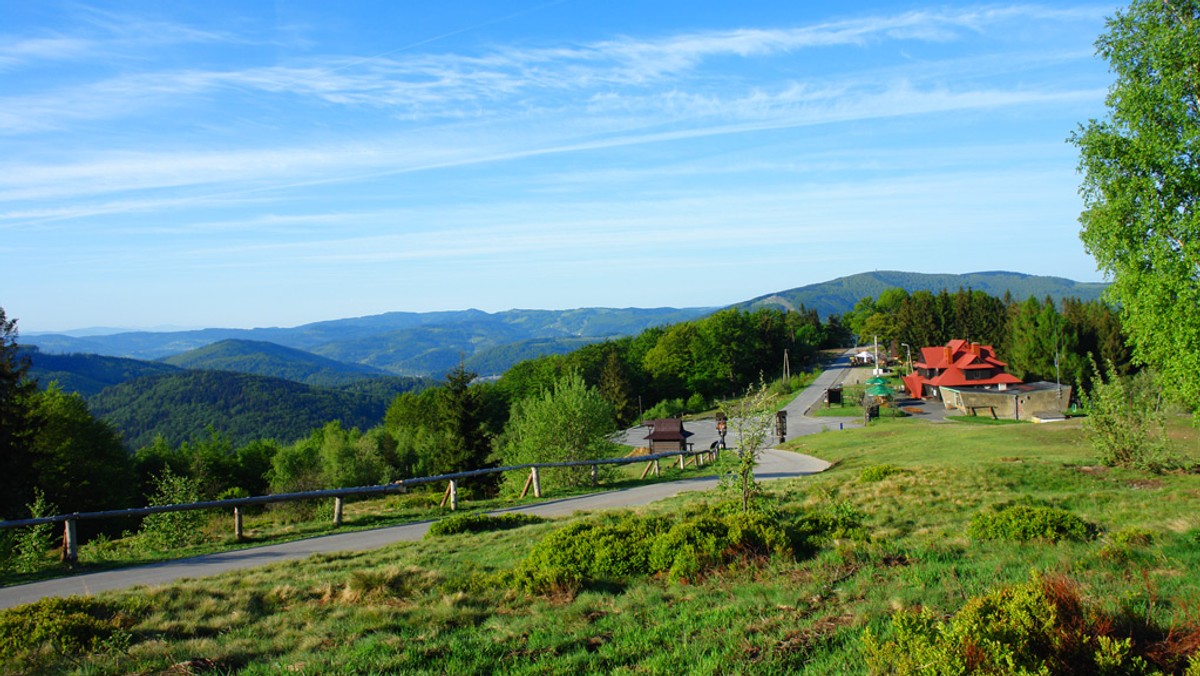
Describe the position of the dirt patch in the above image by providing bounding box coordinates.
[1075,465,1109,476]
[1127,479,1165,490]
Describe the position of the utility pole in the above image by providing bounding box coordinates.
[783,348,790,382]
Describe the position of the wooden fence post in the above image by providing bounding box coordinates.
[449,480,458,511]
[678,453,685,470]
[234,507,244,541]
[591,464,598,486]
[654,458,660,477]
[333,497,344,527]
[62,519,78,565]
[532,467,542,498]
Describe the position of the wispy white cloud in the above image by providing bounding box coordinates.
[0,3,1106,133]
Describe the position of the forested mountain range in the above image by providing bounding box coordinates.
[26,307,715,376]
[740,271,1107,318]
[161,339,392,387]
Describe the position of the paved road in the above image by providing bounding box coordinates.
[0,355,858,610]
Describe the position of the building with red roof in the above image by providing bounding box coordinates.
[901,339,1022,400]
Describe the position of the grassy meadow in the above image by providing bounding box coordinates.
[4,416,1200,674]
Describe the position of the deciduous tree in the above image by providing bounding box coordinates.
[1071,0,1200,409]
[0,307,39,519]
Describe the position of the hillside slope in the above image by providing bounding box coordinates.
[87,370,411,448]
[161,339,392,386]
[740,270,1107,317]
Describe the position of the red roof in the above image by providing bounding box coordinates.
[905,339,1021,396]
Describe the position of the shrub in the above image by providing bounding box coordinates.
[648,515,731,582]
[0,596,141,672]
[643,398,686,421]
[426,512,546,538]
[514,507,799,592]
[859,464,903,483]
[1081,362,1170,471]
[10,489,57,574]
[140,467,208,551]
[793,499,867,544]
[862,573,1157,674]
[968,505,1096,543]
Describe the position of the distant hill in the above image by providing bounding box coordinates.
[20,347,184,396]
[88,370,410,449]
[739,271,1108,317]
[463,336,602,376]
[161,339,393,386]
[26,306,714,377]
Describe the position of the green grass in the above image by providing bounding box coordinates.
[6,416,1200,674]
[946,414,1027,425]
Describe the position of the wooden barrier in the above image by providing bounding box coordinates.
[2,447,723,552]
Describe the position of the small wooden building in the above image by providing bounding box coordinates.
[644,418,694,453]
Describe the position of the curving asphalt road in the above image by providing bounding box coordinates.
[0,352,858,610]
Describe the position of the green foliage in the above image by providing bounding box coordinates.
[0,307,39,520]
[1071,0,1200,411]
[22,347,182,396]
[968,504,1096,543]
[642,397,686,420]
[862,573,1155,675]
[1082,362,1175,471]
[384,365,499,488]
[496,371,617,493]
[859,464,904,483]
[0,595,141,673]
[9,489,57,574]
[513,506,799,593]
[426,512,546,538]
[24,383,137,514]
[719,380,779,512]
[139,467,206,551]
[793,499,867,544]
[89,370,391,449]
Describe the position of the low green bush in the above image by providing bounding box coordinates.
[793,499,867,544]
[426,512,546,538]
[0,596,142,672]
[514,506,801,591]
[968,504,1096,543]
[862,573,1168,674]
[859,464,903,483]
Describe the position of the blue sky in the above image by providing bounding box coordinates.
[2,1,1120,332]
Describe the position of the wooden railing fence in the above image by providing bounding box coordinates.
[0,447,720,564]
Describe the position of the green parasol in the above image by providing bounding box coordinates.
[865,385,893,397]
[864,376,888,385]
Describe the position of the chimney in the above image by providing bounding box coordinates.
[971,343,981,357]
[943,346,952,364]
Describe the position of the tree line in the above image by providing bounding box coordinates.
[843,288,1130,392]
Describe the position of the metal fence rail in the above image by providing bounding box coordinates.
[1,446,720,563]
